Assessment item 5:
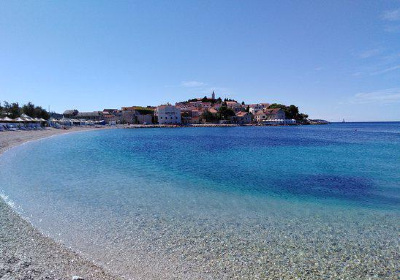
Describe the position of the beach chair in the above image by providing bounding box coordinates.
[6,124,17,131]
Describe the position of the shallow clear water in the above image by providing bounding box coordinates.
[1,123,399,279]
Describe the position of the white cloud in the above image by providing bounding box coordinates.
[180,81,205,87]
[372,64,400,75]
[382,9,400,21]
[359,49,380,59]
[384,25,400,32]
[351,88,400,104]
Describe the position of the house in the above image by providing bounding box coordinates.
[264,108,286,120]
[212,103,222,110]
[259,103,270,108]
[189,101,202,108]
[230,112,252,124]
[63,109,78,118]
[136,114,153,124]
[248,104,263,110]
[226,101,245,113]
[102,109,122,124]
[155,104,181,124]
[191,109,202,118]
[254,108,286,123]
[208,108,218,114]
[249,107,262,114]
[226,101,240,109]
[181,109,201,124]
[76,111,104,121]
[201,102,212,109]
[120,106,154,124]
[63,109,104,122]
[248,103,270,114]
[254,111,267,123]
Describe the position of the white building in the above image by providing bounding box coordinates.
[249,107,262,114]
[155,104,181,124]
[254,108,286,123]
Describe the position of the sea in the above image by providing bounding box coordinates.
[1,123,399,279]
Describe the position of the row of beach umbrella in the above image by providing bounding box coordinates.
[0,114,46,123]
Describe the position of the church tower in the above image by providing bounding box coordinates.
[212,91,215,100]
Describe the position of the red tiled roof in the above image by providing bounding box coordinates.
[236,112,249,117]
[264,108,282,114]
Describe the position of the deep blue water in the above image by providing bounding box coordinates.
[0,123,399,278]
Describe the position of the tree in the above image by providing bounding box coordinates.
[268,103,308,121]
[200,110,218,123]
[2,101,10,116]
[34,106,50,119]
[217,102,235,120]
[1,101,51,119]
[9,102,20,119]
[22,102,35,117]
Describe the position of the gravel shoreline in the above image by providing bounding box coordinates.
[0,128,119,280]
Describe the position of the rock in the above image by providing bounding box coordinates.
[72,276,84,280]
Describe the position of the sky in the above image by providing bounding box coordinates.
[1,0,400,121]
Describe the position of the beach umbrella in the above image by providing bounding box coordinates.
[39,118,46,122]
[2,117,14,122]
[20,114,34,121]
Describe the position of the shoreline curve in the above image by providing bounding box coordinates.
[0,127,121,280]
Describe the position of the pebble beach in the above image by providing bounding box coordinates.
[0,128,118,280]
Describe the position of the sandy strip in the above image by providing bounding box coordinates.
[0,128,120,280]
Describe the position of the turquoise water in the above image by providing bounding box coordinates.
[1,123,399,278]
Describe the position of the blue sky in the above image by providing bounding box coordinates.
[1,0,400,121]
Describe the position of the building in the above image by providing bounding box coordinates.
[231,111,252,124]
[254,111,267,123]
[249,107,262,114]
[155,104,181,124]
[248,103,270,114]
[63,109,78,118]
[63,109,104,121]
[226,101,244,113]
[102,109,122,124]
[76,111,104,121]
[120,106,154,124]
[208,108,218,114]
[201,102,212,109]
[264,108,286,120]
[181,109,201,124]
[259,103,270,108]
[212,103,222,110]
[136,114,153,124]
[254,108,286,123]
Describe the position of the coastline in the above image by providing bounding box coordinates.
[0,127,120,280]
[1,125,398,279]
